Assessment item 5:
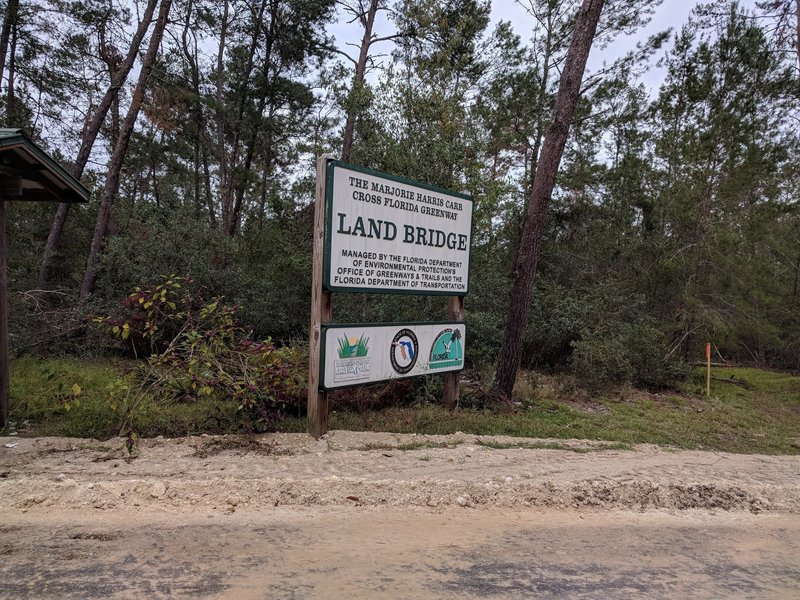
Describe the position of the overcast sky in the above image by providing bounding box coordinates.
[329,0,761,94]
[487,1,693,92]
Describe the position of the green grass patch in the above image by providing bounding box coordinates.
[9,356,242,439]
[348,439,464,452]
[9,357,127,438]
[474,439,632,452]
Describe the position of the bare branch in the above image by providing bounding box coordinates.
[323,44,358,65]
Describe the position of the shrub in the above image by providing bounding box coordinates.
[571,322,687,391]
[94,204,314,342]
[94,275,192,357]
[521,279,594,370]
[10,288,95,357]
[97,280,307,432]
[518,280,688,391]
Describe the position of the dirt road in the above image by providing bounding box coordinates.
[3,507,800,599]
[2,431,799,598]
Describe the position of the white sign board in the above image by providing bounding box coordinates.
[324,161,472,295]
[320,322,466,390]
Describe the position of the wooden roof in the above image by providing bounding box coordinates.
[0,129,89,203]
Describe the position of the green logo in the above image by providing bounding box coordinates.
[429,328,463,369]
[337,333,370,358]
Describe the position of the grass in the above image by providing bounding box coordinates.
[9,357,126,438]
[7,357,800,455]
[474,439,632,453]
[346,440,464,452]
[8,356,241,439]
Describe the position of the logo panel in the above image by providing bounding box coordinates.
[390,329,419,374]
[333,333,371,383]
[428,328,463,370]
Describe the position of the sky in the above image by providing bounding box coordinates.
[488,0,698,92]
[329,0,761,94]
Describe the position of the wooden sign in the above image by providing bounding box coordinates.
[323,161,472,295]
[308,157,472,438]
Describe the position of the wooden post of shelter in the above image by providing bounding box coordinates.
[0,129,90,429]
[307,155,332,438]
[0,194,9,428]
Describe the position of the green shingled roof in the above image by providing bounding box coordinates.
[0,128,90,203]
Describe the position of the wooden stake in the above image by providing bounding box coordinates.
[0,197,8,428]
[443,295,464,410]
[705,342,711,398]
[307,156,331,438]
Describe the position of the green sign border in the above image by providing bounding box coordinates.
[322,159,474,296]
[319,320,467,391]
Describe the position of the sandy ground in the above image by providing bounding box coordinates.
[2,431,800,598]
[2,430,799,512]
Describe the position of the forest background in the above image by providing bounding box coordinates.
[2,0,798,418]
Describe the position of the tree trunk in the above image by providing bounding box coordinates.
[201,141,216,227]
[257,161,270,228]
[39,0,159,285]
[5,15,17,125]
[179,0,202,216]
[79,0,172,302]
[214,0,230,230]
[492,0,605,399]
[223,0,271,236]
[0,0,18,93]
[782,15,798,357]
[796,0,799,74]
[341,0,379,162]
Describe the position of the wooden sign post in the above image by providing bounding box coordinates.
[443,295,464,410]
[307,158,473,438]
[705,342,712,398]
[308,156,332,438]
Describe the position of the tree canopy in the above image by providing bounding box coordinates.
[1,0,797,389]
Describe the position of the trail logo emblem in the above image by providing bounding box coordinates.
[429,328,463,370]
[333,333,371,383]
[390,328,419,374]
[337,334,369,358]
